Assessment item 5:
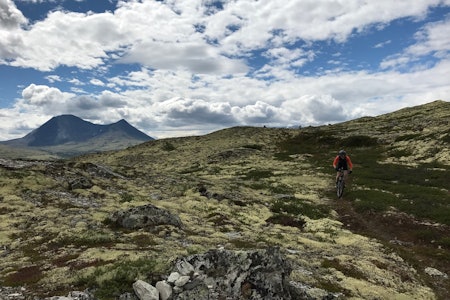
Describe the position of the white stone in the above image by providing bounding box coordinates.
[132,280,159,300]
[425,267,448,278]
[167,271,181,283]
[176,259,195,275]
[155,281,172,300]
[175,275,191,287]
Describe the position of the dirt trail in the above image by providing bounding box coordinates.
[329,191,450,299]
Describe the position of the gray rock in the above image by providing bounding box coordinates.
[118,292,139,300]
[132,280,159,300]
[67,291,94,300]
[171,247,294,300]
[155,281,172,300]
[69,177,93,190]
[425,267,448,278]
[174,275,190,287]
[167,272,181,283]
[175,259,195,276]
[108,204,183,230]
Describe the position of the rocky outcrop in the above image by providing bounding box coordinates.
[131,247,336,300]
[0,288,94,300]
[107,204,183,230]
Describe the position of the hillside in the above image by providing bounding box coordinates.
[0,101,449,299]
[0,115,153,159]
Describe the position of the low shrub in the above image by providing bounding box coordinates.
[271,196,330,220]
[341,135,378,147]
[75,258,160,299]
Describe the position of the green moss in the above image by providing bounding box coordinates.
[395,133,422,142]
[119,192,134,202]
[321,258,367,280]
[242,169,274,180]
[350,190,398,213]
[271,196,330,220]
[341,135,379,147]
[161,141,176,151]
[75,258,162,299]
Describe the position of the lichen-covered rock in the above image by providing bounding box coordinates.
[108,204,183,229]
[170,247,298,300]
[146,247,338,299]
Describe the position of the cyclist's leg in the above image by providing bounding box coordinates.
[343,170,349,184]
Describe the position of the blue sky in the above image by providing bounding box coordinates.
[0,0,449,140]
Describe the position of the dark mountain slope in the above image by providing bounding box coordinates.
[0,115,153,158]
[27,115,104,146]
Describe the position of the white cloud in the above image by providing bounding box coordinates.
[45,75,61,83]
[2,0,447,72]
[0,0,27,29]
[21,84,74,107]
[381,16,450,69]
[374,40,392,48]
[90,78,105,86]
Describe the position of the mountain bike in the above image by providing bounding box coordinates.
[336,168,346,198]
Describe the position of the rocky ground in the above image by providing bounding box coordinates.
[0,101,449,299]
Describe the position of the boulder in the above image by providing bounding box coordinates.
[120,247,337,300]
[171,247,294,299]
[132,280,159,300]
[155,281,172,300]
[108,204,182,230]
[69,177,93,190]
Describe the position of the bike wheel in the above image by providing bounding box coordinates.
[336,178,344,198]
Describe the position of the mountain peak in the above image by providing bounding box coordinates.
[0,115,153,157]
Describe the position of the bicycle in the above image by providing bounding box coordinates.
[336,168,351,198]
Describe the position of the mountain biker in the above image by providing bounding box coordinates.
[333,150,353,186]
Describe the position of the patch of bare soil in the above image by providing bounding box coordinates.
[331,195,450,300]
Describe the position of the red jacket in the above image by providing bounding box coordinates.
[333,155,353,170]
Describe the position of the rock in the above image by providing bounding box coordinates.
[78,162,126,179]
[118,292,138,300]
[425,267,448,278]
[68,177,93,190]
[0,287,26,300]
[174,275,190,287]
[175,259,195,276]
[155,281,172,300]
[108,204,183,230]
[167,272,181,283]
[68,291,94,299]
[170,247,295,299]
[132,280,159,300]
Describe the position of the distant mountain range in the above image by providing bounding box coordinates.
[0,115,154,159]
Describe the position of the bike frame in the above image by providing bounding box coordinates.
[336,169,345,198]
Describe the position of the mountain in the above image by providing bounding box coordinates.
[0,100,448,299]
[0,115,153,158]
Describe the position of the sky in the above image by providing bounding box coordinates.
[0,0,449,140]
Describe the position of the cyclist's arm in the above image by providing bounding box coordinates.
[332,156,339,169]
[346,156,353,170]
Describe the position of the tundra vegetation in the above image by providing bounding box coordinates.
[0,100,449,299]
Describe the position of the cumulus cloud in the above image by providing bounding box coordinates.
[90,78,105,86]
[381,16,450,69]
[0,0,27,29]
[156,97,237,127]
[21,84,74,107]
[2,0,447,72]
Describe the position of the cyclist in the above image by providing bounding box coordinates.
[333,150,353,186]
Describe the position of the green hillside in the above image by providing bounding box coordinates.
[0,100,449,299]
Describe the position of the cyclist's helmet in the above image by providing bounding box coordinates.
[338,150,346,156]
